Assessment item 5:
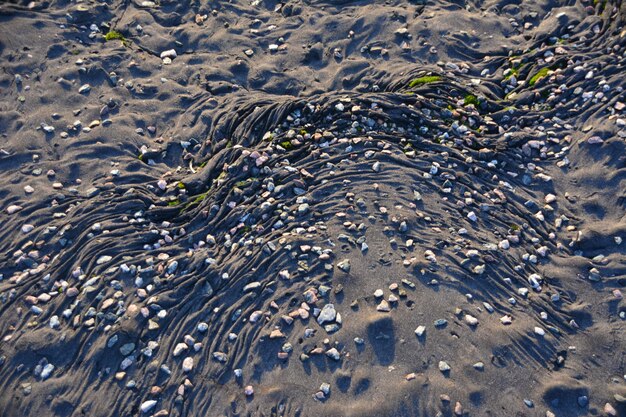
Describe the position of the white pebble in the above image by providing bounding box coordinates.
[140,400,157,413]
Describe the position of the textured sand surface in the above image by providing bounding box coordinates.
[1,1,626,416]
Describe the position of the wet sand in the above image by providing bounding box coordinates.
[1,0,626,416]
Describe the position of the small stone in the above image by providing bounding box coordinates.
[438,361,450,373]
[182,357,193,372]
[141,400,157,413]
[317,304,336,325]
[160,49,177,59]
[337,259,351,272]
[244,385,254,396]
[173,343,188,357]
[414,326,426,337]
[96,255,112,265]
[243,282,261,292]
[41,363,54,380]
[120,343,135,356]
[464,314,479,326]
[587,136,604,145]
[326,348,340,360]
[49,316,60,329]
[376,300,391,312]
[6,205,23,214]
[167,260,178,274]
[434,319,448,328]
[319,382,330,395]
[604,402,617,416]
[269,329,285,339]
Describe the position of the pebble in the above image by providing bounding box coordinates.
[173,343,188,357]
[6,205,22,214]
[587,136,604,144]
[78,84,91,94]
[320,382,330,395]
[604,403,617,416]
[96,255,112,265]
[337,259,351,272]
[182,357,194,372]
[376,300,391,312]
[160,49,177,59]
[434,319,448,328]
[545,194,557,203]
[120,343,135,356]
[317,304,336,325]
[40,363,54,380]
[326,348,340,360]
[140,400,157,413]
[438,361,450,373]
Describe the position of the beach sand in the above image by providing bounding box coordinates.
[1,0,625,416]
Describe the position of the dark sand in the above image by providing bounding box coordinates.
[1,0,625,416]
